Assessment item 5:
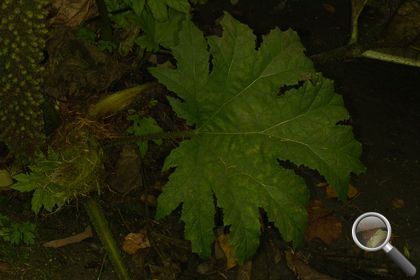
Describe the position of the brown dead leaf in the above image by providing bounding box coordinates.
[140,194,157,207]
[44,225,93,248]
[316,182,329,188]
[236,261,252,280]
[148,261,180,280]
[0,261,12,272]
[268,239,282,264]
[391,198,405,209]
[323,3,336,14]
[122,230,151,255]
[196,262,212,274]
[46,27,127,99]
[285,251,336,280]
[305,200,342,245]
[215,231,237,269]
[346,184,359,199]
[50,0,98,27]
[324,183,359,199]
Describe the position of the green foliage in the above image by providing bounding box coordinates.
[0,214,37,245]
[104,0,132,28]
[12,152,65,214]
[97,40,117,52]
[76,27,97,43]
[76,27,116,53]
[190,0,208,4]
[12,129,103,214]
[125,0,189,20]
[0,169,13,188]
[149,13,365,262]
[84,197,130,280]
[127,111,163,157]
[104,0,188,52]
[135,8,184,51]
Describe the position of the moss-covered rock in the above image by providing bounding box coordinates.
[0,0,48,162]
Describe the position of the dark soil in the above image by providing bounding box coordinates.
[1,1,419,279]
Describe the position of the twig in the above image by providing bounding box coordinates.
[96,253,107,280]
[43,225,93,248]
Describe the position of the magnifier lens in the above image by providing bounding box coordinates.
[355,216,388,249]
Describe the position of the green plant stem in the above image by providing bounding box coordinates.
[83,197,130,280]
[361,49,420,67]
[107,130,196,147]
[310,43,420,68]
[310,44,368,64]
[349,0,368,45]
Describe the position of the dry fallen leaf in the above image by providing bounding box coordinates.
[148,261,180,280]
[391,198,405,209]
[50,0,98,27]
[46,27,128,99]
[140,194,157,207]
[236,260,253,280]
[43,225,93,248]
[305,200,342,245]
[324,183,359,199]
[316,182,329,188]
[215,231,238,269]
[122,230,151,255]
[285,251,336,280]
[269,239,282,264]
[323,3,336,14]
[0,261,12,272]
[196,262,212,274]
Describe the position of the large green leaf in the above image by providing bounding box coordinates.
[135,9,184,51]
[149,13,365,262]
[131,0,146,15]
[127,113,163,157]
[147,0,190,20]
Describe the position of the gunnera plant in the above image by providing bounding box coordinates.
[0,0,48,162]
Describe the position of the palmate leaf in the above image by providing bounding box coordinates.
[149,13,365,262]
[135,8,184,51]
[130,0,190,20]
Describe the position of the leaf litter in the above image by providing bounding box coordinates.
[50,0,98,27]
[304,200,342,245]
[122,230,151,255]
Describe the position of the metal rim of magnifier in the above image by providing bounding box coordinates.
[352,212,392,252]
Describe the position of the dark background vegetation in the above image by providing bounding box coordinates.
[1,0,419,279]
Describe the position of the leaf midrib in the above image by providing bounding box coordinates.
[196,52,299,132]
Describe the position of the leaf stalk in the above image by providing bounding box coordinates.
[83,196,130,280]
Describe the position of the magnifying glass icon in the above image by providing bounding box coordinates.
[352,212,416,277]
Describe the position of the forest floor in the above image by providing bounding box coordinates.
[0,0,419,279]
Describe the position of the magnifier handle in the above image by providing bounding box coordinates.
[384,244,416,277]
